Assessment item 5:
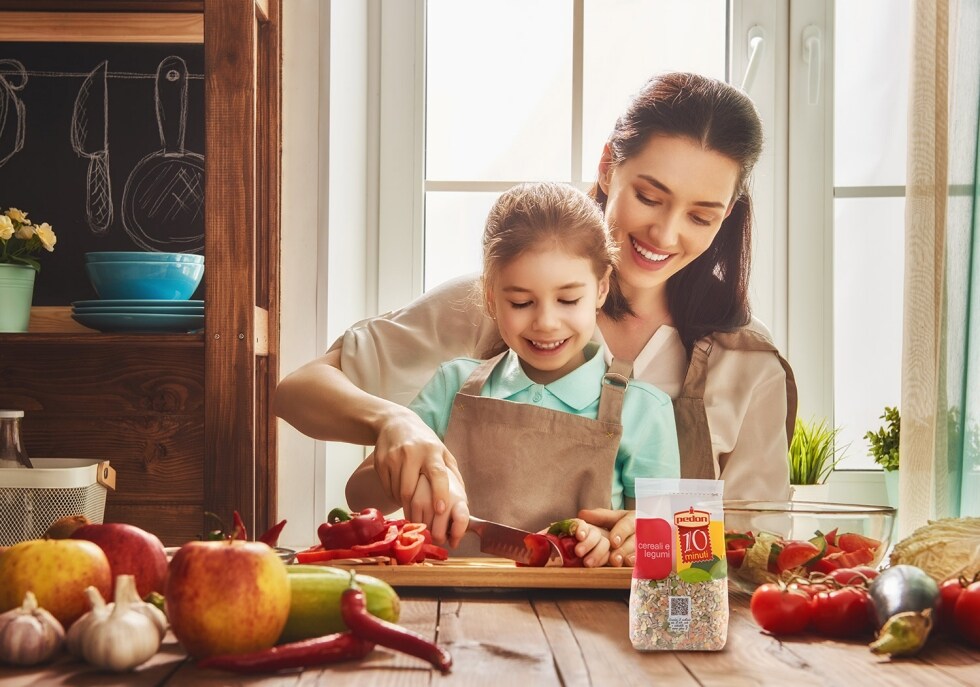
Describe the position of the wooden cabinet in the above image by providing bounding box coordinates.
[0,0,281,545]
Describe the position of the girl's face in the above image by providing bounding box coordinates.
[489,246,609,385]
[599,134,740,304]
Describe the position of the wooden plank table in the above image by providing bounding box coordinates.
[2,587,978,686]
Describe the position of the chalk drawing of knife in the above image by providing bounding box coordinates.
[71,61,113,234]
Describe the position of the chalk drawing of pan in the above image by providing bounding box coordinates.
[71,60,113,234]
[121,55,204,253]
[0,59,27,169]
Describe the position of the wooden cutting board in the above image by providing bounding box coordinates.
[315,557,633,589]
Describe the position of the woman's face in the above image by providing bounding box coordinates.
[599,134,740,302]
[489,247,609,385]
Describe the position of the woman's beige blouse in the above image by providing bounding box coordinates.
[330,275,791,501]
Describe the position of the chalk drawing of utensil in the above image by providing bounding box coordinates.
[121,56,204,253]
[0,59,27,168]
[71,61,113,234]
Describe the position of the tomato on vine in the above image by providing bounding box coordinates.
[810,586,874,638]
[750,583,812,635]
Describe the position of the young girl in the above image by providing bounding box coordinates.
[346,182,680,566]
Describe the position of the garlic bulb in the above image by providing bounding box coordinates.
[67,575,162,672]
[0,591,66,666]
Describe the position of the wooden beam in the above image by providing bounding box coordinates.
[0,11,203,42]
[204,0,258,536]
[254,0,268,22]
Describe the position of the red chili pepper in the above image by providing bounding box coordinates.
[341,577,452,674]
[232,510,248,542]
[196,632,374,673]
[318,508,387,549]
[392,522,427,564]
[258,518,287,547]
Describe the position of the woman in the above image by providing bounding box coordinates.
[274,72,797,566]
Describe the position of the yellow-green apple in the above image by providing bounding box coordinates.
[0,538,112,626]
[165,539,290,658]
[70,522,169,598]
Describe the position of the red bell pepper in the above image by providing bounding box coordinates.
[392,522,427,564]
[521,519,583,568]
[350,524,399,555]
[317,508,387,549]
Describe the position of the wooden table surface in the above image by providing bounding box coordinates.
[2,588,978,686]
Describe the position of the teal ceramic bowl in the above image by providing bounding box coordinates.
[85,260,205,300]
[85,251,204,264]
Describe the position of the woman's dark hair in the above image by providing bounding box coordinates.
[590,72,763,352]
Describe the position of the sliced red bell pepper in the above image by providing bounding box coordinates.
[521,520,584,568]
[351,524,400,555]
[421,542,449,561]
[258,518,287,547]
[317,508,387,549]
[392,522,427,565]
[295,547,363,563]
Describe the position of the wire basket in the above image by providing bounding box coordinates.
[0,459,116,546]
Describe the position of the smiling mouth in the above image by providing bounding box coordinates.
[631,237,671,263]
[528,338,568,351]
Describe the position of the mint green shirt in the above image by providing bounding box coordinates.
[409,342,681,509]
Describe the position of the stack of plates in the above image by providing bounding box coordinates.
[71,300,205,333]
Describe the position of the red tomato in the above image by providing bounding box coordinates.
[750,584,812,635]
[826,566,879,586]
[953,581,980,647]
[836,533,881,553]
[776,541,822,573]
[727,548,746,569]
[810,587,874,638]
[788,581,830,600]
[937,577,966,633]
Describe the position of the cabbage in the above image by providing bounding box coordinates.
[889,517,980,582]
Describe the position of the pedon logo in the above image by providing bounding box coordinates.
[674,507,710,529]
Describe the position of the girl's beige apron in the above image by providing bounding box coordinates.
[674,328,798,480]
[443,352,632,556]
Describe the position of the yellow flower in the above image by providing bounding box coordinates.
[34,223,57,252]
[5,207,28,224]
[0,214,13,240]
[14,224,34,240]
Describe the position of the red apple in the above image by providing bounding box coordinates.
[0,538,112,627]
[165,539,291,658]
[71,522,169,598]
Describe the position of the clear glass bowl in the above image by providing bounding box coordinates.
[723,500,896,593]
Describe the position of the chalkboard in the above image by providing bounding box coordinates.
[0,43,205,305]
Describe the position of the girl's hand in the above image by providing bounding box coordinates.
[578,507,636,567]
[409,472,469,548]
[372,407,464,518]
[567,518,611,568]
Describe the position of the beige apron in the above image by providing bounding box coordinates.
[443,352,632,555]
[673,328,798,479]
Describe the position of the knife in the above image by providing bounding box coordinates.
[70,60,112,234]
[466,515,563,567]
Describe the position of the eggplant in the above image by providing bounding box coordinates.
[867,564,939,658]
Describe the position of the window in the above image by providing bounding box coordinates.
[375,0,909,473]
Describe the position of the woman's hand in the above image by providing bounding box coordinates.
[372,406,465,519]
[578,507,636,567]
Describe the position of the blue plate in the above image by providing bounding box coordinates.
[72,305,205,315]
[71,312,205,333]
[72,299,205,308]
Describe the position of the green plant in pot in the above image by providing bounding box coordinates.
[788,418,845,499]
[865,406,900,472]
[865,406,900,507]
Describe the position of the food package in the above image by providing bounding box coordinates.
[629,478,728,650]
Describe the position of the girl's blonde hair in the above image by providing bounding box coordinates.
[481,182,617,306]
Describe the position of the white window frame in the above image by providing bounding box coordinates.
[371,0,885,501]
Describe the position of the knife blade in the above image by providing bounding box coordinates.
[466,516,563,567]
[70,60,112,234]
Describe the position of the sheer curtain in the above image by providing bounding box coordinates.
[901,0,980,537]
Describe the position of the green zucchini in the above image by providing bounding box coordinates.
[279,565,401,643]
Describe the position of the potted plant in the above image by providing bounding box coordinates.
[0,207,57,332]
[788,417,845,501]
[865,406,900,506]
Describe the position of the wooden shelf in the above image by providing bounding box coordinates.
[0,332,205,346]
